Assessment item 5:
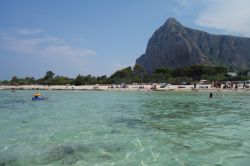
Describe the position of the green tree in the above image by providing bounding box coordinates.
[0,80,10,85]
[110,66,133,83]
[24,77,36,85]
[186,65,204,80]
[51,76,70,85]
[171,68,187,77]
[10,76,19,85]
[75,75,85,86]
[133,64,146,83]
[154,67,172,75]
[110,67,132,79]
[44,71,55,80]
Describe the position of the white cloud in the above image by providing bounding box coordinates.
[43,45,97,57]
[17,28,43,35]
[0,29,97,57]
[195,0,250,36]
[176,0,192,8]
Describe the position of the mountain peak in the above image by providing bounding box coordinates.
[136,18,250,73]
[164,17,182,27]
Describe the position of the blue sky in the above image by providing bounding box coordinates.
[1,0,250,80]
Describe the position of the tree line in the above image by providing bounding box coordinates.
[1,65,249,86]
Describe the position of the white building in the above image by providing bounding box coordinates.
[227,72,237,77]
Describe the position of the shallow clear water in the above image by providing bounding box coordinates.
[0,90,250,166]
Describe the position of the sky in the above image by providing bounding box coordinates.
[1,0,250,80]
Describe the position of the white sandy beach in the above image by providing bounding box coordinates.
[1,84,249,92]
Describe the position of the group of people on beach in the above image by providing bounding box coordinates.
[213,81,249,90]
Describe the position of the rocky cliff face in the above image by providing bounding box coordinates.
[136,18,250,73]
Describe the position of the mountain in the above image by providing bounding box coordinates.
[136,17,250,73]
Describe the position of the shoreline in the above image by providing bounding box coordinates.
[1,84,250,92]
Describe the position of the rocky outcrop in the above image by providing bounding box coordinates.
[136,17,250,73]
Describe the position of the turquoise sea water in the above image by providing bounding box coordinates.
[0,90,250,166]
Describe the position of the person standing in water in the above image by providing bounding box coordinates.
[235,84,238,91]
[209,92,213,98]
